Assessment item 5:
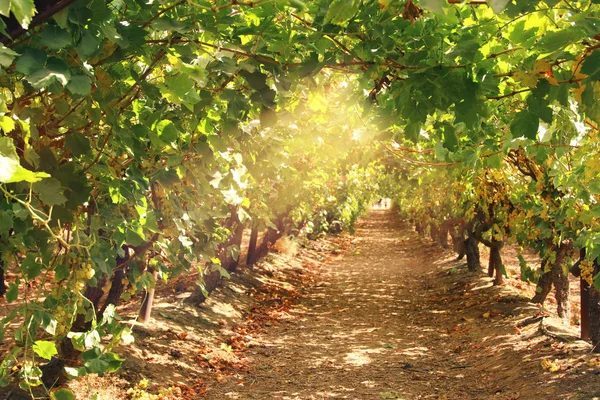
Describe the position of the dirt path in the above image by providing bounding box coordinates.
[207,209,599,400]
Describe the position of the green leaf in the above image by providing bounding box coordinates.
[120,327,135,345]
[65,132,91,157]
[102,352,124,373]
[76,31,99,59]
[64,366,87,378]
[420,0,444,13]
[8,0,36,29]
[22,253,43,280]
[510,111,539,140]
[51,388,76,400]
[286,0,306,9]
[509,20,537,47]
[0,116,15,133]
[0,44,18,68]
[9,167,51,183]
[151,17,188,34]
[26,57,72,89]
[537,26,586,53]
[6,282,18,303]
[581,51,600,81]
[156,120,179,144]
[442,124,458,151]
[527,94,553,124]
[404,122,421,144]
[66,74,92,95]
[324,0,360,25]
[32,340,58,360]
[40,25,72,50]
[162,73,200,109]
[0,137,50,183]
[0,2,8,17]
[84,357,109,374]
[594,272,600,291]
[54,264,69,281]
[222,187,243,206]
[240,70,268,91]
[53,7,69,29]
[15,48,47,75]
[0,211,13,235]
[33,178,67,206]
[488,0,510,13]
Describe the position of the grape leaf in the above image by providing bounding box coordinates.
[581,51,600,81]
[324,0,360,25]
[51,389,76,400]
[40,25,72,50]
[15,48,47,75]
[67,74,92,96]
[488,0,510,13]
[420,0,444,13]
[0,137,50,183]
[0,45,18,68]
[33,178,67,206]
[510,111,539,140]
[6,282,18,303]
[32,340,58,360]
[8,0,36,28]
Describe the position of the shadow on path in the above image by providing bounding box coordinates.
[206,209,599,400]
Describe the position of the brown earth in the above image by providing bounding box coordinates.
[202,208,600,400]
[5,207,600,399]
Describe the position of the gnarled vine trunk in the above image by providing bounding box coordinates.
[590,266,600,352]
[464,231,480,272]
[0,256,6,297]
[139,266,158,323]
[487,241,504,286]
[246,223,259,266]
[531,242,572,322]
[448,221,466,260]
[531,261,552,304]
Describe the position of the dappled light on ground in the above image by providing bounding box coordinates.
[206,209,600,399]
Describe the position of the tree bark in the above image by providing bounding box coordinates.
[187,208,248,306]
[551,246,571,322]
[185,267,221,306]
[531,261,552,304]
[464,232,480,272]
[568,249,589,339]
[224,222,245,272]
[429,223,438,242]
[437,220,452,249]
[531,243,572,322]
[255,211,290,261]
[449,222,466,260]
[246,223,259,266]
[0,255,6,297]
[415,223,424,235]
[488,241,504,285]
[590,266,600,352]
[138,266,158,324]
[487,247,495,278]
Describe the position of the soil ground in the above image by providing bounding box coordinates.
[204,208,600,400]
[4,207,600,399]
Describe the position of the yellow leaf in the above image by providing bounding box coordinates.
[546,76,559,86]
[513,71,539,88]
[534,59,552,74]
[541,358,560,372]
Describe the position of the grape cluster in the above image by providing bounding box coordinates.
[580,260,595,286]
